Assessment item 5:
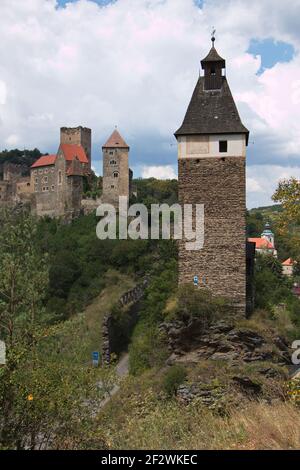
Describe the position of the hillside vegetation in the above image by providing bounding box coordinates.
[1,175,300,450]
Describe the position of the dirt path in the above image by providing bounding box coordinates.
[96,353,129,410]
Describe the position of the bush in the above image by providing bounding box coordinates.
[162,365,187,397]
[129,324,169,376]
[166,284,228,327]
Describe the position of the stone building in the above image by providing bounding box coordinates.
[30,128,90,218]
[60,126,92,171]
[102,129,132,208]
[175,37,249,315]
[0,162,32,207]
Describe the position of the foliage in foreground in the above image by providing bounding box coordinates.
[0,212,107,450]
[99,371,300,450]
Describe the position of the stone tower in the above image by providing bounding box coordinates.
[60,126,91,170]
[175,37,249,315]
[102,129,130,208]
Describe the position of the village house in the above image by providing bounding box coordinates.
[248,222,278,258]
[282,258,295,277]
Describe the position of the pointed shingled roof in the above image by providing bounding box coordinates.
[174,77,249,143]
[201,45,226,69]
[102,129,129,149]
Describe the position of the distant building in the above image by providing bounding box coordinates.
[0,161,32,207]
[282,258,295,277]
[248,223,277,257]
[102,129,133,209]
[30,127,91,219]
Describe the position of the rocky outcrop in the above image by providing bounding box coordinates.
[160,316,289,410]
[160,319,290,366]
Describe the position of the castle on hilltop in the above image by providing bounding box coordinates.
[0,126,133,218]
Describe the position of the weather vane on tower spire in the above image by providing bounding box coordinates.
[211,27,216,46]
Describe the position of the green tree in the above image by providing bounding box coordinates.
[272,178,300,248]
[0,211,48,346]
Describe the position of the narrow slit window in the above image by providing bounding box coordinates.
[219,140,228,153]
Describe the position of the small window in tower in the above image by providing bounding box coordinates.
[113,172,119,178]
[219,140,228,153]
[110,160,117,165]
[211,66,216,76]
[58,170,62,185]
[109,151,114,156]
[111,185,115,189]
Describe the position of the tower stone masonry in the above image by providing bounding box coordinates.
[175,38,249,315]
[60,126,92,170]
[102,129,131,208]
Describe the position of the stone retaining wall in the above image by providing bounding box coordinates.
[102,279,148,364]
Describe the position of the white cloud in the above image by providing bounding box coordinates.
[0,0,300,206]
[0,80,7,106]
[246,177,262,193]
[141,165,177,180]
[246,164,300,208]
[5,134,20,146]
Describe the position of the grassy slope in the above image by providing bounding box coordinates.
[96,305,300,450]
[97,369,300,450]
[40,271,135,366]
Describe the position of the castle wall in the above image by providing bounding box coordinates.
[0,181,11,204]
[31,153,83,219]
[178,154,246,314]
[55,152,68,217]
[3,162,22,182]
[31,165,57,217]
[66,176,83,218]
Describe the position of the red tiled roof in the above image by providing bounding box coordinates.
[248,237,274,249]
[31,155,56,168]
[60,144,89,164]
[102,129,129,149]
[282,258,294,266]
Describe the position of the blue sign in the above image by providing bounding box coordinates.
[193,276,199,286]
[92,351,99,366]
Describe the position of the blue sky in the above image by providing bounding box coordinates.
[0,0,300,208]
[248,38,295,74]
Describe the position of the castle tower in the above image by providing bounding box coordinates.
[60,126,91,170]
[175,37,249,315]
[102,129,130,208]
